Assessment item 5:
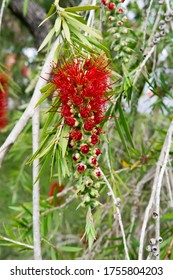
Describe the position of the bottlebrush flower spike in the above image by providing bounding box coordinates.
[0,73,8,129]
[51,54,111,209]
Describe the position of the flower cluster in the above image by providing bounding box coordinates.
[0,73,8,129]
[101,1,135,65]
[51,55,111,208]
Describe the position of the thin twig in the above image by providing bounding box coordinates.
[155,119,173,259]
[0,236,33,249]
[165,169,173,207]
[32,106,41,259]
[138,119,173,260]
[45,186,74,202]
[142,0,154,50]
[41,194,76,216]
[0,0,6,30]
[128,168,155,245]
[99,168,130,260]
[133,45,156,85]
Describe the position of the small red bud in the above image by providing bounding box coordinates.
[107,3,115,10]
[77,164,86,173]
[94,148,102,156]
[93,169,102,178]
[117,21,123,26]
[108,16,114,21]
[89,157,97,166]
[65,117,78,127]
[90,134,99,145]
[84,120,95,131]
[101,0,108,5]
[117,7,124,13]
[80,144,90,154]
[72,153,80,161]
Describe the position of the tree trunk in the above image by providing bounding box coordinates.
[9,0,52,49]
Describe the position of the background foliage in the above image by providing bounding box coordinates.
[0,0,173,260]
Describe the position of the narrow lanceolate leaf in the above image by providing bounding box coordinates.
[59,125,70,158]
[23,0,29,16]
[70,25,92,48]
[85,207,96,249]
[54,17,62,33]
[65,6,100,12]
[62,19,71,42]
[115,117,130,157]
[36,84,56,107]
[118,104,135,148]
[65,15,102,40]
[85,36,109,52]
[38,27,55,52]
[38,12,56,28]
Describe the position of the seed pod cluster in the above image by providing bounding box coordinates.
[152,11,173,45]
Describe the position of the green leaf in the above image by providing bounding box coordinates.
[38,27,55,52]
[47,3,56,17]
[54,17,62,33]
[85,207,96,249]
[59,246,82,252]
[115,117,130,156]
[23,0,29,16]
[38,12,56,27]
[62,19,71,42]
[36,84,56,106]
[51,247,57,260]
[59,125,70,157]
[86,36,109,52]
[65,6,100,12]
[72,37,92,52]
[53,43,62,64]
[118,104,135,148]
[70,25,92,48]
[65,15,102,40]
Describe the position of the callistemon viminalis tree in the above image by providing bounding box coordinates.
[0,73,8,129]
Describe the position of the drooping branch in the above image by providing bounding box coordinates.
[138,119,173,260]
[0,37,61,167]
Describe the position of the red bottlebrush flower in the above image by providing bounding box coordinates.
[77,163,86,173]
[0,73,8,128]
[65,117,78,127]
[79,107,91,119]
[94,148,102,156]
[80,144,90,154]
[90,134,99,145]
[61,104,73,117]
[72,153,80,161]
[49,181,65,206]
[107,3,115,10]
[84,120,95,131]
[70,130,83,141]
